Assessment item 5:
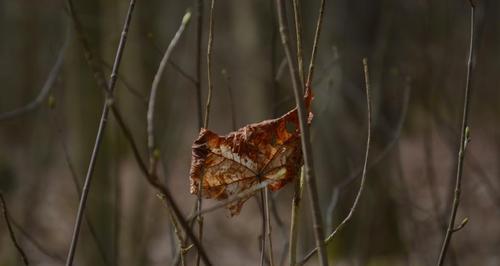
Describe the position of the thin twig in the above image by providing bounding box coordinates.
[259,190,267,266]
[265,188,276,266]
[299,58,372,266]
[286,8,315,257]
[305,0,326,91]
[196,1,216,265]
[203,0,216,129]
[0,26,68,121]
[65,1,136,265]
[436,2,475,265]
[288,168,304,266]
[147,11,192,172]
[292,0,304,85]
[276,0,328,265]
[195,0,204,129]
[1,193,29,265]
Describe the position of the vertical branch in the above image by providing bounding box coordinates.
[305,0,326,92]
[275,0,328,265]
[292,0,304,85]
[195,0,204,129]
[1,193,29,265]
[259,191,267,266]
[288,168,304,266]
[64,1,136,265]
[203,0,216,129]
[299,58,372,266]
[264,188,276,266]
[197,1,216,265]
[436,1,476,265]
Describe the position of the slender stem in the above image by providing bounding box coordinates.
[305,0,326,92]
[265,188,276,266]
[275,0,328,265]
[436,2,475,265]
[288,168,304,266]
[197,1,216,265]
[259,190,267,266]
[292,0,304,86]
[64,1,136,265]
[195,0,204,129]
[203,0,216,129]
[147,11,192,171]
[299,58,372,266]
[1,193,29,265]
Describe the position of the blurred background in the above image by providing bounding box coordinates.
[1,0,499,265]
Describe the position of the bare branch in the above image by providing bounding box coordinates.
[288,168,304,266]
[196,1,216,265]
[292,0,304,85]
[203,0,216,129]
[264,188,276,266]
[195,0,205,129]
[305,0,326,91]
[436,2,476,265]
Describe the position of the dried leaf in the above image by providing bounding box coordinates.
[189,90,313,215]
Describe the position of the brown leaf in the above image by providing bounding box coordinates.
[189,90,313,216]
